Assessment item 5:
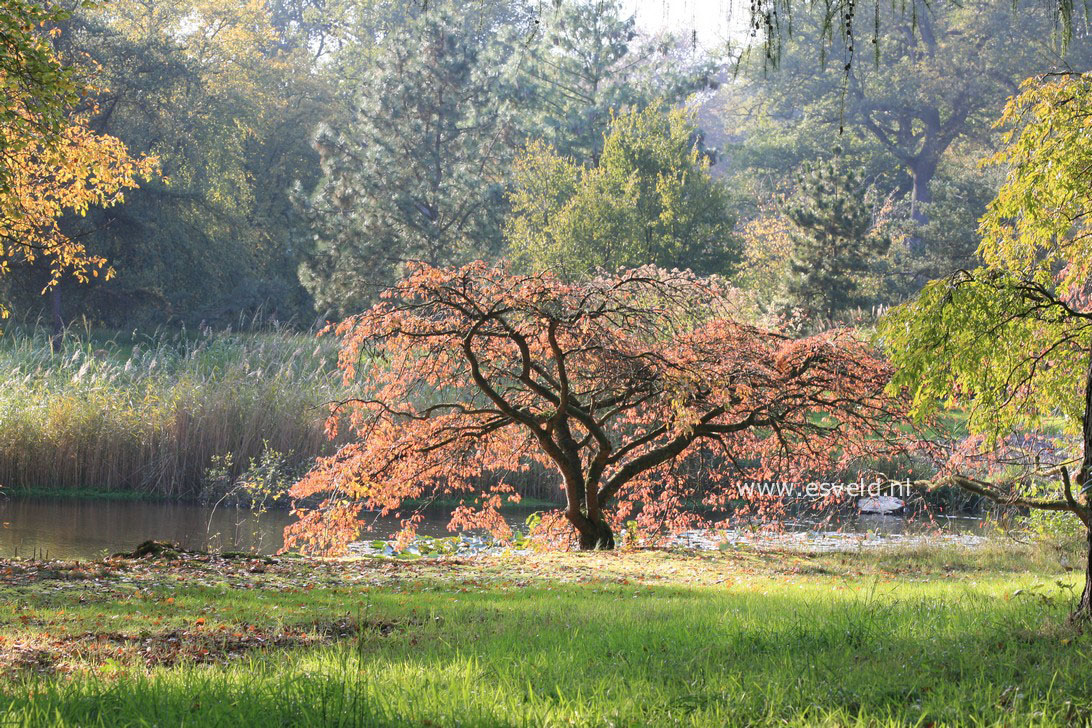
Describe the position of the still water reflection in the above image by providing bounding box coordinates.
[0,497,540,560]
[0,497,987,561]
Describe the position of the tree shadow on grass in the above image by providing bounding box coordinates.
[5,580,1091,726]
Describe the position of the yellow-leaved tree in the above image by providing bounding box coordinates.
[881,72,1092,622]
[0,1,156,322]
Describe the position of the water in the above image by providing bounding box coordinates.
[0,497,990,561]
[0,497,542,560]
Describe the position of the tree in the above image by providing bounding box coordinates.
[879,73,1092,621]
[507,104,739,279]
[23,0,328,327]
[0,1,81,181]
[886,160,1003,296]
[843,0,1051,229]
[524,0,718,164]
[0,108,158,318]
[284,262,906,554]
[734,204,795,307]
[726,0,1075,249]
[782,155,890,325]
[704,0,1084,76]
[299,1,527,316]
[0,1,156,324]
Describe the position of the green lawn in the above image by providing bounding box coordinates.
[1,543,1089,726]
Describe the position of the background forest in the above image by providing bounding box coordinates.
[6,0,1084,330]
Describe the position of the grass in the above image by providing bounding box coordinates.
[0,322,345,499]
[1,541,1090,726]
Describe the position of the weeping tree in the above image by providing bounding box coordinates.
[880,73,1092,621]
[284,263,909,554]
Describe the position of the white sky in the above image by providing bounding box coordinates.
[624,0,746,49]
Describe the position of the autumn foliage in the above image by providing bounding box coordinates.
[285,264,909,554]
[0,110,156,303]
[0,5,156,320]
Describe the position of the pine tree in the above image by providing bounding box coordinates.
[524,0,718,164]
[783,156,890,325]
[299,2,526,315]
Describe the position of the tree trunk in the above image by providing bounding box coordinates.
[1075,350,1092,623]
[1075,527,1092,624]
[910,166,934,223]
[568,513,615,550]
[578,519,615,550]
[907,156,938,256]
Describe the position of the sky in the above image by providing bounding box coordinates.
[625,0,746,49]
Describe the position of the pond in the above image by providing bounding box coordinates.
[0,497,991,560]
[0,497,550,560]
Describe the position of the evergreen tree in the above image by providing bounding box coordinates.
[507,104,739,279]
[783,156,890,324]
[525,0,718,164]
[299,1,527,315]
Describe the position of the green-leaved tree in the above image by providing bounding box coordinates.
[507,104,738,279]
[782,156,890,325]
[880,73,1092,621]
[523,0,719,164]
[10,0,329,328]
[506,103,738,281]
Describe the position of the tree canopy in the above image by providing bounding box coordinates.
[0,0,157,323]
[284,263,908,554]
[522,0,718,163]
[723,0,1084,297]
[22,0,330,326]
[299,0,526,316]
[507,104,739,279]
[0,2,79,165]
[879,72,1092,619]
[5,0,1077,327]
[782,155,890,325]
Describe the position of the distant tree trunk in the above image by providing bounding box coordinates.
[50,286,64,351]
[907,155,938,256]
[909,157,936,224]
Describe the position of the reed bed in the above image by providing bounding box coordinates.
[0,324,345,498]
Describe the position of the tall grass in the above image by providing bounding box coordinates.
[0,322,345,498]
